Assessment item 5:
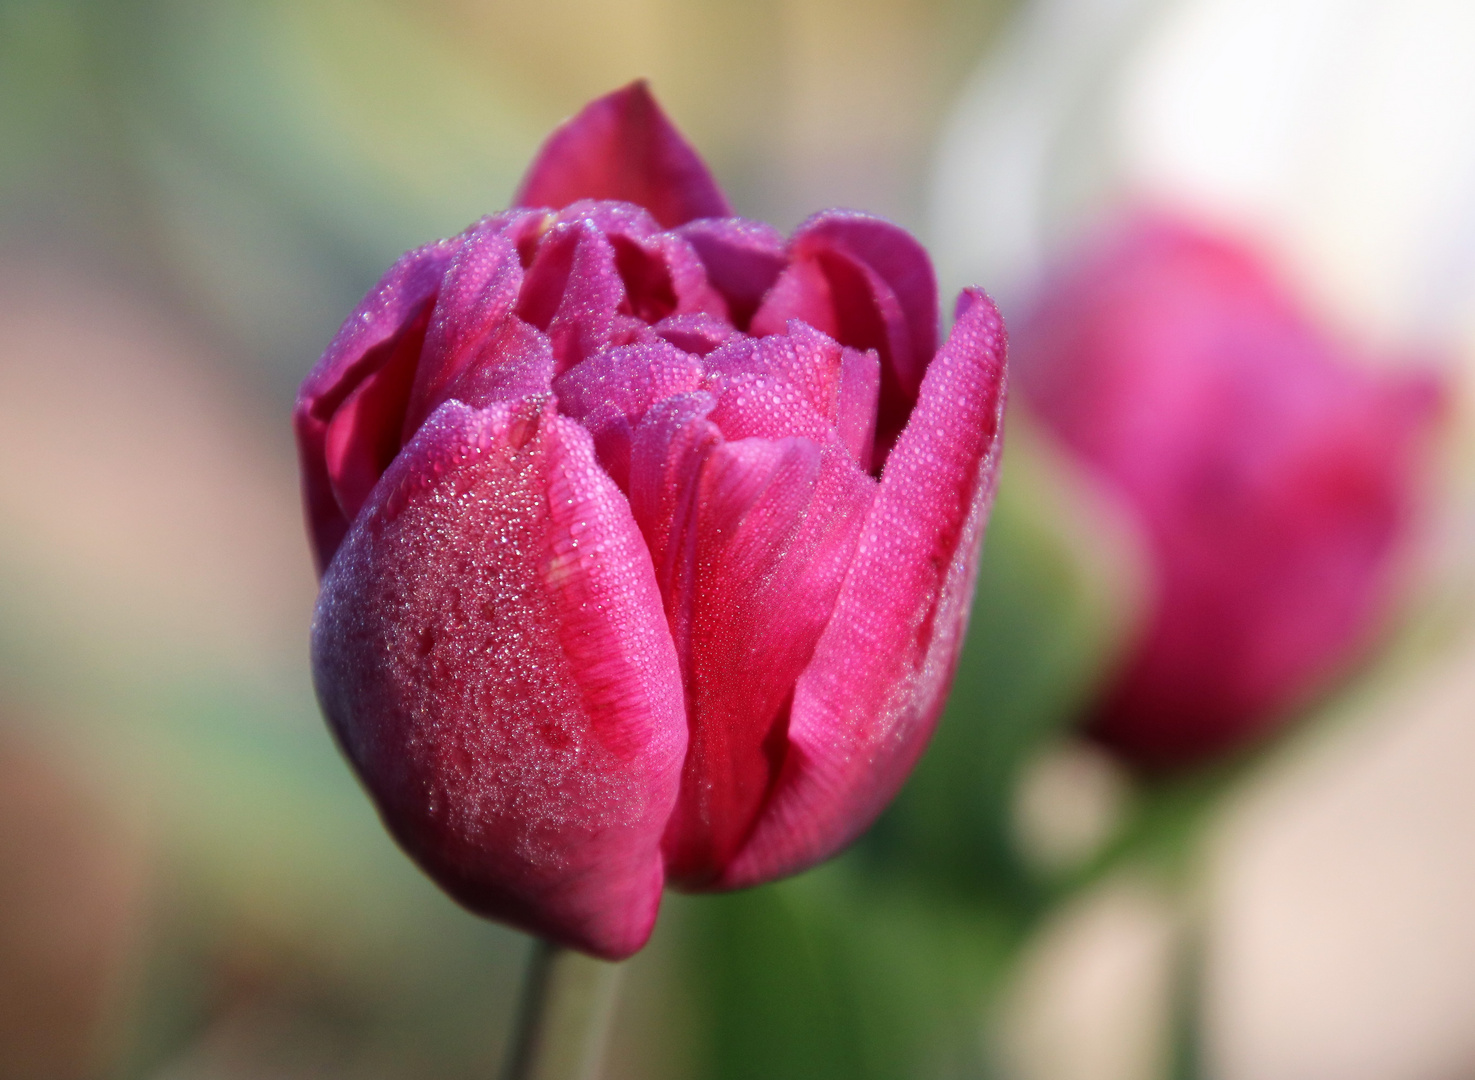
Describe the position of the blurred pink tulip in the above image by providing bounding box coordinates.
[295,83,1006,958]
[1017,215,1442,771]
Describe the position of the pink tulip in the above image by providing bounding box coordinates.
[1017,214,1442,770]
[295,83,1007,958]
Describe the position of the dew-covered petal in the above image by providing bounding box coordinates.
[294,237,460,573]
[751,212,939,461]
[549,201,729,323]
[517,221,649,372]
[836,347,881,472]
[702,322,874,456]
[790,211,939,388]
[439,315,556,410]
[626,392,723,585]
[514,81,732,229]
[311,397,687,959]
[660,437,876,887]
[675,218,788,330]
[403,213,548,433]
[554,341,706,427]
[652,312,739,356]
[720,289,1006,889]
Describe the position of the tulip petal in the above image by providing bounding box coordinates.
[439,315,556,410]
[295,237,461,572]
[752,212,939,461]
[1020,218,1446,767]
[652,312,739,355]
[660,437,876,886]
[676,218,787,329]
[518,221,649,371]
[791,211,939,388]
[311,397,687,959]
[514,81,732,229]
[702,322,880,467]
[402,213,543,436]
[550,201,730,322]
[554,341,706,428]
[720,289,1006,888]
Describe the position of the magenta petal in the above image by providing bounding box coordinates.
[1020,218,1445,767]
[311,397,687,959]
[518,221,648,371]
[626,392,723,581]
[790,211,939,385]
[554,341,706,427]
[295,237,460,573]
[400,214,544,437]
[703,321,876,460]
[660,438,876,886]
[675,218,788,329]
[514,82,732,228]
[439,315,555,409]
[720,289,1007,888]
[652,312,739,355]
[550,201,730,322]
[752,212,940,462]
[836,347,881,472]
[749,258,840,341]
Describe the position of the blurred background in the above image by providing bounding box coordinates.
[3,0,1475,1077]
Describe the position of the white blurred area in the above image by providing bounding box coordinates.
[936,1,1475,1078]
[931,0,1475,374]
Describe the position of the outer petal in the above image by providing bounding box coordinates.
[720,289,1007,889]
[294,237,460,573]
[659,438,876,887]
[514,81,732,228]
[311,397,687,958]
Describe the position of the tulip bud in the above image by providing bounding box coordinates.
[295,83,1007,958]
[1016,214,1442,770]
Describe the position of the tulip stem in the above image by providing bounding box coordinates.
[501,940,623,1080]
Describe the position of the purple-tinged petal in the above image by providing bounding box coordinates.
[720,289,1006,888]
[438,315,556,410]
[294,237,460,573]
[554,341,708,491]
[660,438,876,886]
[676,218,788,330]
[653,312,739,355]
[402,213,545,436]
[517,220,650,372]
[514,82,732,228]
[702,321,879,466]
[704,369,835,446]
[704,320,845,413]
[311,396,687,959]
[554,341,705,426]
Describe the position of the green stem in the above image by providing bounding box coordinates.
[501,940,623,1080]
